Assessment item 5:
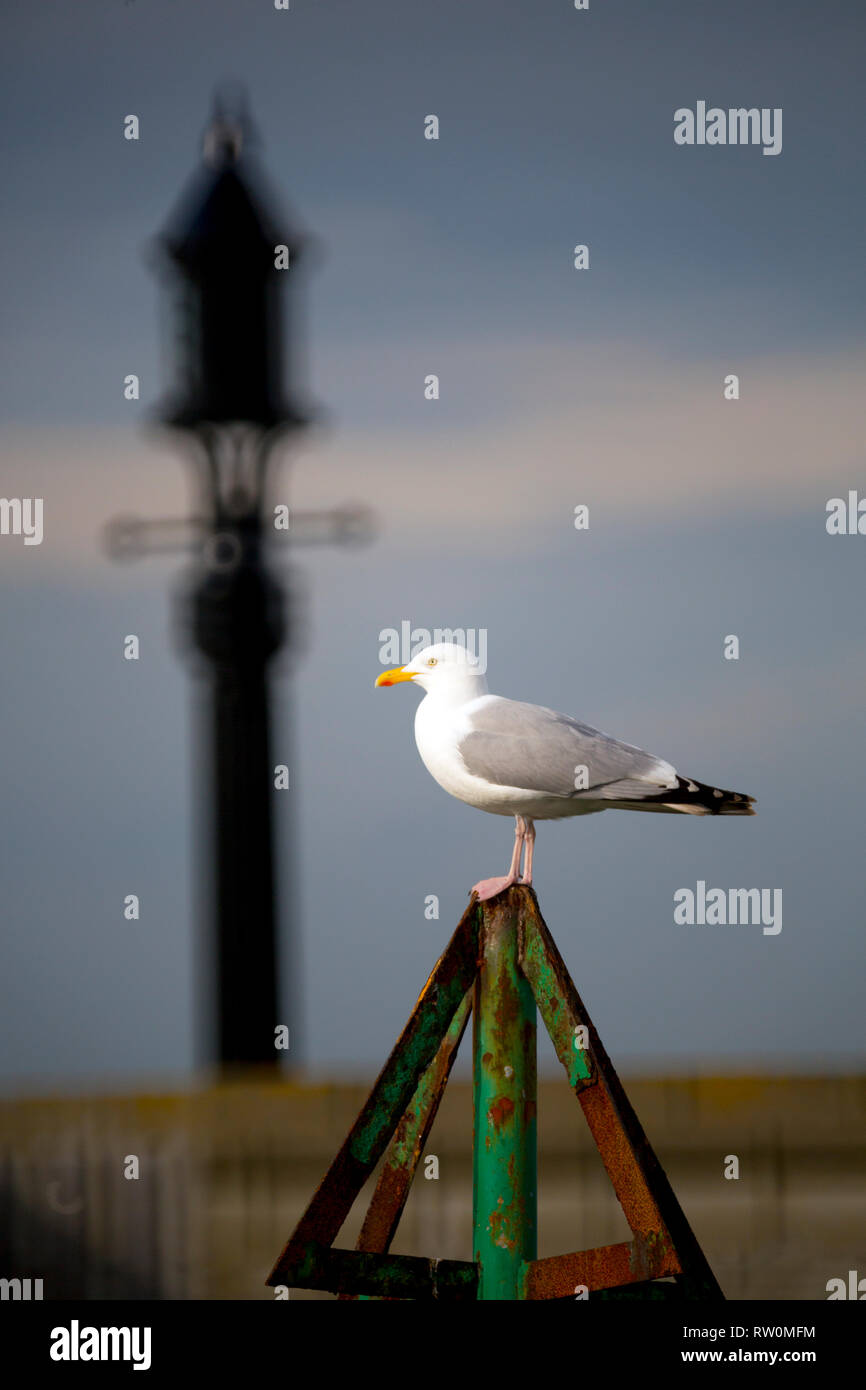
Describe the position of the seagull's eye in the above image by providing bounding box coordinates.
[427,658,438,667]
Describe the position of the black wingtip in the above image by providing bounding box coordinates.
[651,777,756,815]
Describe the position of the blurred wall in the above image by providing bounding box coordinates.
[1,1074,863,1301]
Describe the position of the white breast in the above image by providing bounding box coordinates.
[414,694,537,817]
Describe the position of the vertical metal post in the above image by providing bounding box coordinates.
[472,893,537,1299]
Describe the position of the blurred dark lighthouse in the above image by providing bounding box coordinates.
[108,87,371,1073]
[159,90,303,1073]
[159,101,306,435]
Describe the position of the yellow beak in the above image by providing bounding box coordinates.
[375,665,416,688]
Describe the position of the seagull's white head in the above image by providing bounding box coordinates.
[376,642,488,698]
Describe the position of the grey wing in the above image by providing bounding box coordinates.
[457,699,677,800]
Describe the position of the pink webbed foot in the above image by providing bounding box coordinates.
[470,875,520,902]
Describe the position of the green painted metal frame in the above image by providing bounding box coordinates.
[338,989,472,1300]
[266,887,724,1301]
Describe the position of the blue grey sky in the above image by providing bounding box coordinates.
[1,0,864,1089]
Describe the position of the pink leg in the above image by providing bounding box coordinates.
[471,816,526,902]
[521,818,536,886]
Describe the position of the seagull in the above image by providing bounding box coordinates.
[376,642,755,901]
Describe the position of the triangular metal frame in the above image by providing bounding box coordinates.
[267,888,723,1300]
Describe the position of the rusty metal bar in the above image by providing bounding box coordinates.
[521,1236,681,1299]
[266,900,479,1287]
[356,989,472,1253]
[520,891,723,1299]
[472,891,537,1300]
[340,989,472,1300]
[519,895,595,1094]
